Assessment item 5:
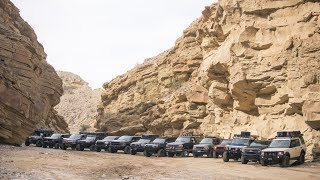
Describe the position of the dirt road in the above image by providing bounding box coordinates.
[0,145,319,180]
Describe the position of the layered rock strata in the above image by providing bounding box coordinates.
[0,0,69,145]
[96,0,320,160]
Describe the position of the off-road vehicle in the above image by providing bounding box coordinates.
[76,132,107,151]
[109,135,141,154]
[144,137,176,157]
[260,131,306,167]
[166,134,199,157]
[212,139,232,158]
[24,129,54,147]
[60,134,87,150]
[95,136,119,152]
[223,132,255,162]
[130,135,159,155]
[193,137,221,158]
[241,140,270,164]
[42,133,70,149]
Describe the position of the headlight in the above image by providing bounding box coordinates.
[121,142,126,146]
[214,147,217,150]
[204,146,209,150]
[242,149,246,153]
[278,151,284,156]
[166,145,169,148]
[261,152,265,156]
[178,145,183,148]
[105,142,109,145]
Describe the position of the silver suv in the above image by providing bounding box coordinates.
[260,131,306,167]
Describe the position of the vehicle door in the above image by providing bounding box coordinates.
[290,139,300,158]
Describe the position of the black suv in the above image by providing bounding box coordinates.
[130,135,159,155]
[61,134,87,150]
[166,134,199,157]
[109,135,141,154]
[193,137,221,158]
[223,132,255,162]
[76,132,107,151]
[95,136,119,152]
[42,133,70,149]
[144,137,176,157]
[241,140,270,164]
[25,129,54,147]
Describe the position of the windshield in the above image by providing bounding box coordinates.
[86,136,96,141]
[69,134,82,139]
[138,139,151,143]
[220,140,232,145]
[250,141,269,147]
[50,134,61,138]
[231,138,250,146]
[152,138,166,143]
[200,138,213,144]
[32,131,41,136]
[175,137,191,143]
[103,136,118,141]
[269,140,290,148]
[118,136,132,141]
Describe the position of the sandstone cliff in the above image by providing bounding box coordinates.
[55,71,101,133]
[96,0,320,160]
[0,0,69,145]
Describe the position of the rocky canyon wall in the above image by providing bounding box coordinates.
[55,71,101,133]
[96,0,320,160]
[0,0,69,145]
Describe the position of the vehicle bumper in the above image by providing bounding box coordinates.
[193,149,210,156]
[166,148,183,153]
[261,155,284,164]
[131,147,145,152]
[227,150,242,158]
[64,142,77,148]
[96,144,108,149]
[110,145,126,150]
[243,154,261,161]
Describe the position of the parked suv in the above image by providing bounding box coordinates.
[130,135,159,155]
[241,140,270,164]
[42,133,70,149]
[144,137,176,157]
[76,132,107,151]
[223,132,255,162]
[193,137,220,158]
[166,134,199,157]
[109,135,141,154]
[260,131,306,167]
[61,134,87,150]
[95,136,119,152]
[212,139,232,158]
[25,129,54,147]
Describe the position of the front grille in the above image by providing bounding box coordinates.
[97,142,105,146]
[246,150,259,154]
[111,142,120,146]
[195,147,205,150]
[264,152,278,157]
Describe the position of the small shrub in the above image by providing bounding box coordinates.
[79,124,90,132]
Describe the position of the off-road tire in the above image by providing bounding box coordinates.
[167,152,174,157]
[124,146,131,154]
[157,149,166,157]
[207,150,213,158]
[54,143,60,149]
[109,147,117,153]
[36,140,42,147]
[298,152,305,164]
[145,151,152,157]
[61,144,67,150]
[71,146,76,150]
[223,151,229,162]
[241,156,249,164]
[181,150,189,157]
[96,147,101,152]
[42,144,47,148]
[49,145,53,148]
[261,159,268,166]
[280,155,290,167]
[131,150,137,155]
[89,145,96,151]
[25,140,30,146]
[212,151,218,158]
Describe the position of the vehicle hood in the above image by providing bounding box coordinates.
[30,135,42,139]
[63,138,78,142]
[167,142,185,146]
[243,147,263,151]
[194,144,211,148]
[111,140,128,143]
[262,148,290,152]
[131,142,146,146]
[215,144,226,148]
[44,137,57,140]
[227,145,247,149]
[80,139,94,143]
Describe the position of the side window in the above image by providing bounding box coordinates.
[299,137,305,145]
[290,139,300,147]
[295,139,301,147]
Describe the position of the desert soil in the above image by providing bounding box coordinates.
[0,145,319,180]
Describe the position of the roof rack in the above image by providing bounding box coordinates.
[233,131,251,138]
[276,131,302,138]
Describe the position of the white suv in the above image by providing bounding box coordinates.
[260,131,306,167]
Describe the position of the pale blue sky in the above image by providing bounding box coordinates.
[12,0,215,88]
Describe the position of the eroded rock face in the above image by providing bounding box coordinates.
[96,0,320,159]
[0,0,69,145]
[55,71,101,133]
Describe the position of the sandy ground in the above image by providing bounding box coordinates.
[0,145,320,180]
